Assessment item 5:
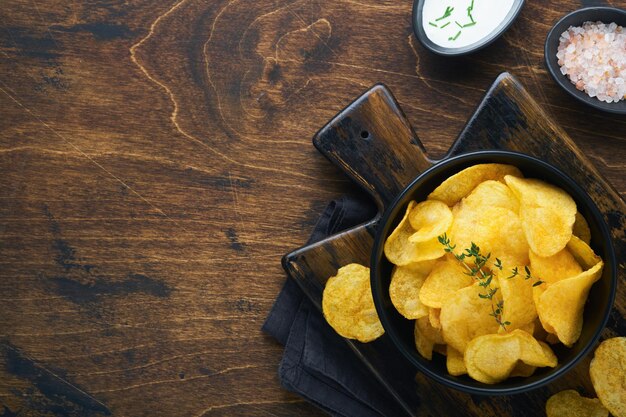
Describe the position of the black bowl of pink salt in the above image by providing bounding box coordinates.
[545,7,626,115]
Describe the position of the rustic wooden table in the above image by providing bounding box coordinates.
[1,0,624,416]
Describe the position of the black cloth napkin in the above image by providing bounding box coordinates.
[262,194,407,417]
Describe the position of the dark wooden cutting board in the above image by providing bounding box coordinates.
[282,72,625,417]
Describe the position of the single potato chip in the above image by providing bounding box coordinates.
[530,248,583,285]
[429,307,442,330]
[414,316,445,360]
[546,390,608,417]
[408,200,453,243]
[510,362,536,378]
[449,205,530,269]
[465,330,557,383]
[573,212,592,245]
[322,264,384,343]
[428,163,523,206]
[419,259,474,308]
[461,180,520,213]
[384,201,446,265]
[440,283,501,354]
[589,337,626,417]
[389,261,436,319]
[498,268,537,333]
[505,176,576,257]
[446,346,467,376]
[567,235,602,270]
[537,261,604,347]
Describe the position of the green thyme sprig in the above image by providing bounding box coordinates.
[438,233,546,330]
[507,265,545,287]
[438,234,509,330]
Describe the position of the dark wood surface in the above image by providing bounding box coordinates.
[0,1,624,416]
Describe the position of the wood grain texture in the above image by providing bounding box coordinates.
[0,0,624,416]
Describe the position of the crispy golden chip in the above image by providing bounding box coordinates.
[418,314,445,344]
[408,200,453,243]
[546,390,609,417]
[567,235,602,270]
[530,248,583,285]
[505,176,577,257]
[589,337,626,417]
[433,344,447,356]
[389,261,436,319]
[440,283,500,354]
[446,346,467,376]
[464,332,521,384]
[461,180,520,213]
[429,307,442,330]
[573,212,592,245]
[419,259,474,308]
[428,164,523,206]
[498,268,537,333]
[545,333,560,345]
[414,316,445,360]
[510,362,536,378]
[449,205,529,269]
[322,264,384,343]
[530,246,583,324]
[384,201,446,265]
[464,330,557,384]
[537,261,604,347]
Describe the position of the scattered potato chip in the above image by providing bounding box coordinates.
[414,316,444,360]
[449,205,529,268]
[505,176,577,257]
[546,390,608,417]
[440,283,501,354]
[536,261,604,346]
[573,212,592,245]
[408,200,453,243]
[461,180,520,213]
[530,248,583,285]
[589,337,626,417]
[419,259,474,308]
[446,346,467,376]
[464,330,557,383]
[384,201,446,265]
[322,264,384,343]
[498,268,537,333]
[428,163,523,206]
[389,261,436,319]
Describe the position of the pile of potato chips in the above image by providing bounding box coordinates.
[383,163,605,383]
[547,337,625,417]
[321,163,606,385]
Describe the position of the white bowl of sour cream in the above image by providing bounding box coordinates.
[412,0,525,56]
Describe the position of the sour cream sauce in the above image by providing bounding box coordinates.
[422,0,515,48]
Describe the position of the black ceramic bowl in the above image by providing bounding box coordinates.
[371,151,617,395]
[412,0,524,56]
[545,7,626,115]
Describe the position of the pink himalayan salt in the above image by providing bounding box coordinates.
[557,21,626,103]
